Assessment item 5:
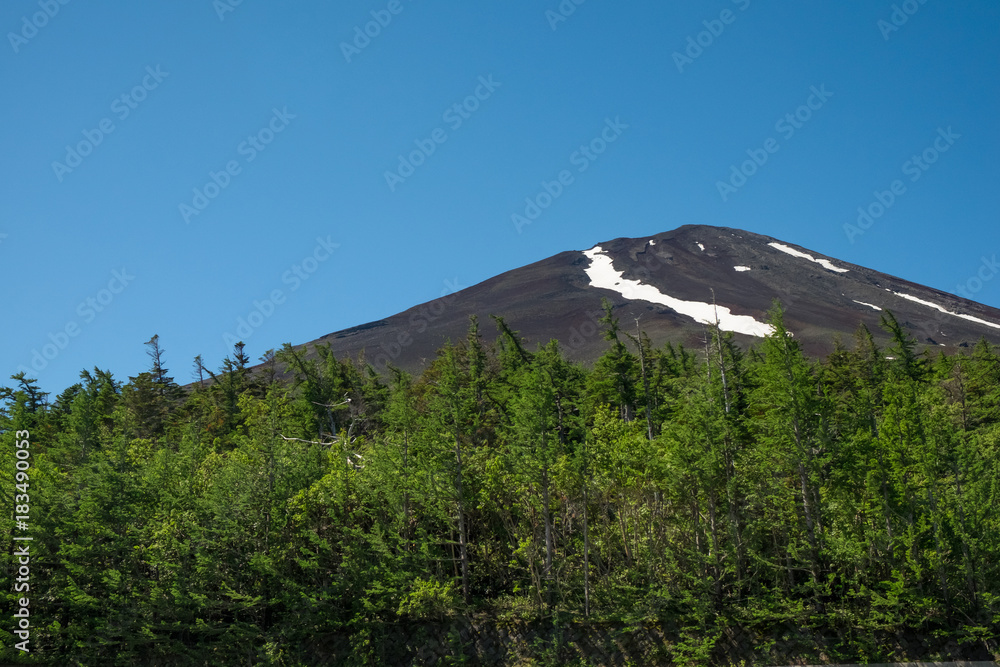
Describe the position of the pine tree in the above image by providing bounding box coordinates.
[587,298,639,421]
[749,301,825,589]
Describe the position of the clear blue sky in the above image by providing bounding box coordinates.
[2,0,998,395]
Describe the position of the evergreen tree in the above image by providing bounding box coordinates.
[749,301,826,589]
[587,298,639,421]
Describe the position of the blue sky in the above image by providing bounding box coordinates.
[2,0,998,395]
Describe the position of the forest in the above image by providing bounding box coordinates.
[2,300,999,665]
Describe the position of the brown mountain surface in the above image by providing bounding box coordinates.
[292,224,1000,374]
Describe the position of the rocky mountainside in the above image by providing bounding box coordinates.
[302,224,1000,373]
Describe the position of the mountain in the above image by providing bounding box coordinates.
[300,224,1000,373]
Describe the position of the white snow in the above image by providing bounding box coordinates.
[886,290,1000,331]
[734,266,751,272]
[649,239,656,246]
[696,242,705,252]
[853,300,882,311]
[768,242,849,273]
[583,246,774,337]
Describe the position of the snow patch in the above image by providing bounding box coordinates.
[734,266,751,272]
[853,300,882,311]
[696,242,705,252]
[885,290,1000,331]
[583,246,774,337]
[768,242,849,273]
[649,239,656,246]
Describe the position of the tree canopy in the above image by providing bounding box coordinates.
[2,314,999,664]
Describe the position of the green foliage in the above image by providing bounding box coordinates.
[1,320,998,664]
[397,578,460,619]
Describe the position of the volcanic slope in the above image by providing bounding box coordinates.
[305,224,1000,374]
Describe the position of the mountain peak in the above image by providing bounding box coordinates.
[304,226,999,373]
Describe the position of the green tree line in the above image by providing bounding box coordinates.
[1,304,999,665]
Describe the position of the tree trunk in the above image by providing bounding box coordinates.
[454,434,470,602]
[542,463,554,610]
[583,474,591,617]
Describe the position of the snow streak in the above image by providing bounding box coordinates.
[853,300,882,311]
[583,246,774,337]
[887,290,1000,331]
[768,242,849,273]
